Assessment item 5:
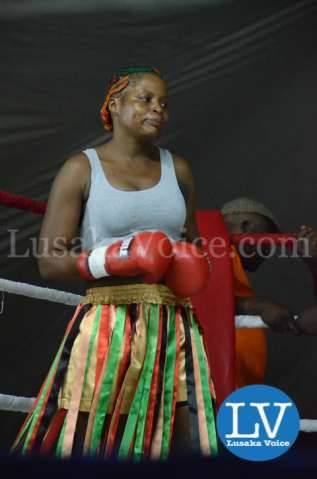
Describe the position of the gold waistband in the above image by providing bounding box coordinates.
[81,283,192,308]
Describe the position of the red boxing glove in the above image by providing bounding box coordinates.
[165,241,211,298]
[77,231,173,283]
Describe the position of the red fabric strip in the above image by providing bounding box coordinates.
[94,305,110,386]
[40,409,67,454]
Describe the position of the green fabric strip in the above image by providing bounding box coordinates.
[55,417,67,458]
[21,338,67,453]
[89,305,126,453]
[191,313,218,455]
[160,306,176,459]
[133,304,160,459]
[13,364,58,450]
[13,306,85,452]
[12,407,35,449]
[118,304,159,459]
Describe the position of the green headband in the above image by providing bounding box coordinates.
[115,66,161,77]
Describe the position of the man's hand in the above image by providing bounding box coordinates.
[297,225,317,260]
[297,305,317,335]
[258,301,299,334]
[236,297,298,334]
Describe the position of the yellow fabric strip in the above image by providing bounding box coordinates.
[62,307,96,456]
[190,327,211,456]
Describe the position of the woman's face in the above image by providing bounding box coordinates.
[112,73,169,139]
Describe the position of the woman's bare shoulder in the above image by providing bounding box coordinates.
[62,152,90,176]
[170,153,195,187]
[55,152,91,199]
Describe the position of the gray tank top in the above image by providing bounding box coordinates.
[79,147,187,250]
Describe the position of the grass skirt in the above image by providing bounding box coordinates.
[12,284,217,460]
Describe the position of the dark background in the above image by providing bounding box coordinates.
[1,0,317,450]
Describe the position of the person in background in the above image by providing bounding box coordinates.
[221,197,297,388]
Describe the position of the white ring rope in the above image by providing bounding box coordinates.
[0,278,82,306]
[0,278,268,327]
[0,277,273,330]
[235,315,266,328]
[0,277,315,431]
[300,420,317,433]
[0,394,35,413]
[0,393,316,431]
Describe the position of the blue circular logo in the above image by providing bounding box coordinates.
[217,385,300,461]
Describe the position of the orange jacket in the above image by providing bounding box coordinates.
[232,247,267,388]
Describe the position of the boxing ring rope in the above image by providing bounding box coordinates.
[0,191,316,432]
[7,387,317,430]
[0,190,46,215]
[0,278,81,306]
[0,278,267,327]
[230,233,297,248]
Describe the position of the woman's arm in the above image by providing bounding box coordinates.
[173,154,200,244]
[38,153,90,281]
